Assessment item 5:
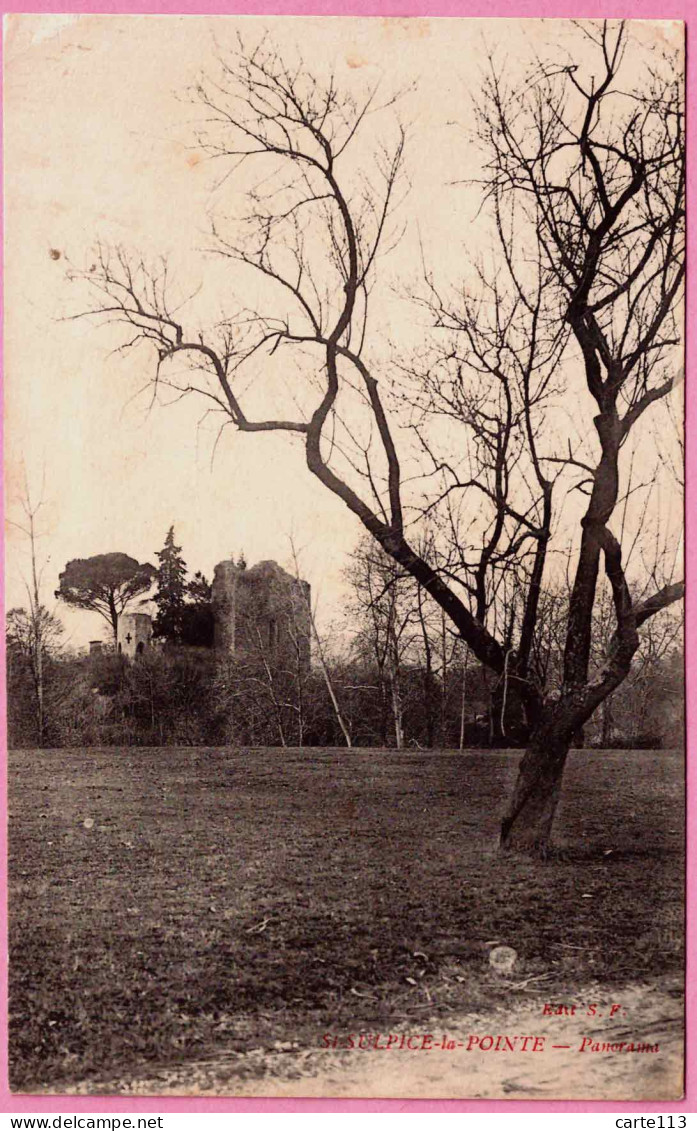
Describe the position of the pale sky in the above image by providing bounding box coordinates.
[4,15,684,648]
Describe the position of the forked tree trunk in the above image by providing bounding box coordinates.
[500,732,570,853]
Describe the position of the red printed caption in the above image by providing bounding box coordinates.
[321,1002,660,1054]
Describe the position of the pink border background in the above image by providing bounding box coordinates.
[0,0,692,1115]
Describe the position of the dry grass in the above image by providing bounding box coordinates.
[9,746,684,1091]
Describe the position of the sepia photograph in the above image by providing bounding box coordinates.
[3,14,686,1100]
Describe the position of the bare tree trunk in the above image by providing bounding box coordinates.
[289,538,352,747]
[109,593,119,645]
[502,408,622,842]
[500,730,570,854]
[459,646,469,751]
[28,506,45,746]
[387,624,404,749]
[294,645,305,748]
[416,587,435,747]
[500,698,580,851]
[10,482,51,747]
[379,672,389,746]
[389,667,404,750]
[501,568,684,851]
[256,631,287,747]
[314,632,352,748]
[149,671,155,733]
[440,609,448,746]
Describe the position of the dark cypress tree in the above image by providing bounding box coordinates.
[153,526,187,644]
[181,571,215,647]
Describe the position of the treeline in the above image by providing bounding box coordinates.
[6,530,684,751]
[6,628,683,751]
[6,640,491,750]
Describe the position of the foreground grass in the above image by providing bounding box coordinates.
[9,746,684,1090]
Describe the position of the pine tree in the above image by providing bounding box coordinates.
[153,526,187,643]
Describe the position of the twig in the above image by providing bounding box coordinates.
[245,917,272,934]
[504,971,555,990]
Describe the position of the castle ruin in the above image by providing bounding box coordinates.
[114,559,311,667]
[212,559,311,668]
[117,611,154,658]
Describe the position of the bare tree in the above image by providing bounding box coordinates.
[344,538,418,749]
[477,23,684,848]
[6,475,62,745]
[72,24,684,852]
[289,538,352,748]
[6,606,63,746]
[402,219,566,745]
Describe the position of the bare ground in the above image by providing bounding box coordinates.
[41,977,683,1101]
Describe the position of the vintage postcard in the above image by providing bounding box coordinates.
[4,14,685,1100]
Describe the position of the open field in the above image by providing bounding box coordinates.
[9,746,684,1093]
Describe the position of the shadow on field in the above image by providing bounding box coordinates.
[541,846,677,863]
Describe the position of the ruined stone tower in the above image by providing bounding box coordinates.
[117,611,153,658]
[212,559,311,668]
